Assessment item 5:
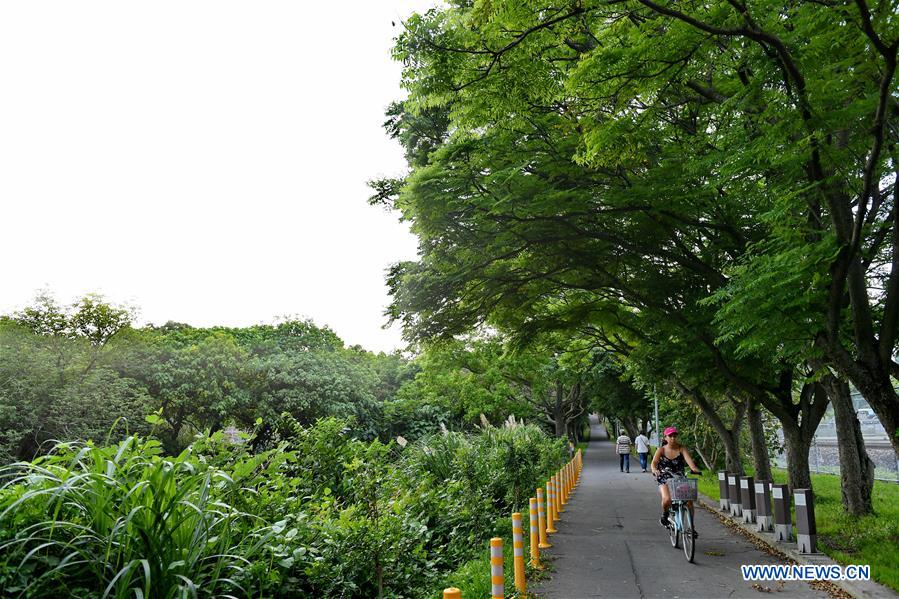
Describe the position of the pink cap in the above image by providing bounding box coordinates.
[664,426,678,436]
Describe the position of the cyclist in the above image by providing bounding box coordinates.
[651,426,701,533]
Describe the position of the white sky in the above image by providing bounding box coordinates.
[0,1,436,353]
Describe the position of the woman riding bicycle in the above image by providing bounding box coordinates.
[651,426,701,532]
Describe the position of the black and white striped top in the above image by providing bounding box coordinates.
[616,435,631,454]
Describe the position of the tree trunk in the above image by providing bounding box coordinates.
[826,375,875,515]
[853,372,899,459]
[621,415,640,439]
[552,379,567,437]
[721,429,743,475]
[747,399,773,482]
[676,383,745,475]
[821,338,899,459]
[554,412,567,437]
[753,379,829,492]
[781,422,813,490]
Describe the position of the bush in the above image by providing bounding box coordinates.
[0,419,567,598]
[0,436,282,597]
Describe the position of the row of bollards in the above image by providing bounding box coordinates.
[445,449,583,599]
[718,471,817,553]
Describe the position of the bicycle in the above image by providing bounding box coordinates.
[662,473,700,563]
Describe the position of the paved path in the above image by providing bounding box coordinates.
[533,419,830,599]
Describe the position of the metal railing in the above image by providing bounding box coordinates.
[773,432,899,483]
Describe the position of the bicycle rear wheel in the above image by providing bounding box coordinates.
[681,506,695,563]
[668,509,679,548]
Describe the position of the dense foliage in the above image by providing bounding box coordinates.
[0,418,567,598]
[376,0,897,517]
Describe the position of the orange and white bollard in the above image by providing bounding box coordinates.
[537,487,552,547]
[512,512,526,596]
[443,588,461,599]
[529,497,544,566]
[546,479,559,532]
[490,537,504,599]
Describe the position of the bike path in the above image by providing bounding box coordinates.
[533,420,830,599]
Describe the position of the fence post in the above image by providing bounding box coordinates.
[740,476,756,524]
[717,471,730,512]
[772,483,791,542]
[794,489,817,553]
[755,480,773,532]
[443,588,461,599]
[490,537,504,599]
[537,488,552,547]
[512,512,526,596]
[529,497,543,567]
[727,473,742,517]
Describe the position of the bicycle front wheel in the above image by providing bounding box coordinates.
[682,506,695,563]
[669,509,679,548]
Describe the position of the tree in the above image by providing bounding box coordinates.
[379,0,885,492]
[0,294,148,460]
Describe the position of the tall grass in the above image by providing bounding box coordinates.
[0,436,275,598]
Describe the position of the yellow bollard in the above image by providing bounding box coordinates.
[512,512,526,596]
[546,480,559,532]
[529,497,544,566]
[554,474,564,516]
[443,588,461,599]
[490,537,504,599]
[559,471,567,509]
[537,488,552,547]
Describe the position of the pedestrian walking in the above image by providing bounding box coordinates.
[616,432,632,473]
[634,432,650,472]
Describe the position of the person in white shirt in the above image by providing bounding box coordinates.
[634,432,650,472]
[615,433,632,473]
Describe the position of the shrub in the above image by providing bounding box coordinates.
[0,436,280,597]
[0,419,567,598]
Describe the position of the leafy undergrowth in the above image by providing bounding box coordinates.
[438,521,550,599]
[0,417,567,598]
[697,468,899,592]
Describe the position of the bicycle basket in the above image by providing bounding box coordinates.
[667,477,698,501]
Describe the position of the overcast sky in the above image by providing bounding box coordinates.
[0,1,438,353]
